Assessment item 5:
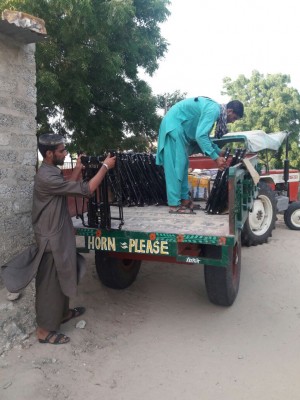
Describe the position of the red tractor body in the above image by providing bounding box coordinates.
[261,169,300,202]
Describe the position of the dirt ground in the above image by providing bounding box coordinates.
[1,215,300,400]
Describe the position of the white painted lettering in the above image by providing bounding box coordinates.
[101,237,107,250]
[95,237,101,250]
[90,236,116,251]
[146,240,153,253]
[152,241,160,254]
[129,238,137,253]
[139,239,146,253]
[88,236,95,250]
[186,257,200,264]
[161,241,169,255]
[108,237,116,251]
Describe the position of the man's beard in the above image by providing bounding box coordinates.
[53,156,64,166]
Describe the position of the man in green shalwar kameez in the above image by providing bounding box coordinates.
[156,96,244,213]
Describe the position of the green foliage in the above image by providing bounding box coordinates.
[156,90,187,114]
[222,71,300,169]
[0,0,170,153]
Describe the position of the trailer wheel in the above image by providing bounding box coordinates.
[284,202,300,230]
[204,232,241,307]
[242,181,276,246]
[95,251,141,289]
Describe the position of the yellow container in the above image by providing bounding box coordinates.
[188,175,211,200]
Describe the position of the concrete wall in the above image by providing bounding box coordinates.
[0,32,37,268]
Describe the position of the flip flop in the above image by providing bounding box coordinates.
[38,331,70,345]
[169,205,196,214]
[62,307,86,324]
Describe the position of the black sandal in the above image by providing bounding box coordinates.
[62,306,86,324]
[38,331,70,345]
[169,205,196,214]
[182,199,201,211]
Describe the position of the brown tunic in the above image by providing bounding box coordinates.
[1,162,91,297]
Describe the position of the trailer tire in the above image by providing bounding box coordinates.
[284,202,300,230]
[95,251,141,289]
[241,181,276,246]
[204,232,241,307]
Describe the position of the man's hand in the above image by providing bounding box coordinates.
[215,156,227,170]
[75,154,85,171]
[103,153,116,170]
[69,154,85,181]
[89,153,116,193]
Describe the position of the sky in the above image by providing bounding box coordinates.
[143,0,300,103]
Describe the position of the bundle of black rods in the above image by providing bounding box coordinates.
[110,152,167,207]
[79,154,121,229]
[79,152,167,229]
[205,148,246,214]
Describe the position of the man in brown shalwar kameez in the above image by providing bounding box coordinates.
[2,133,116,344]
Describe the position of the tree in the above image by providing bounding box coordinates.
[222,71,300,168]
[1,0,170,153]
[156,90,187,115]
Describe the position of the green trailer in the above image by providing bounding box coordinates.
[74,149,258,307]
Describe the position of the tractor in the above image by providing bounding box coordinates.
[221,130,300,246]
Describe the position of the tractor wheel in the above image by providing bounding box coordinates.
[204,232,241,307]
[95,251,141,289]
[242,181,276,246]
[284,202,300,230]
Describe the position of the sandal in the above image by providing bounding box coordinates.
[62,307,86,324]
[38,331,70,345]
[181,199,201,211]
[169,205,196,214]
[191,203,202,210]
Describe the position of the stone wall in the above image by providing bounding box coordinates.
[0,32,37,270]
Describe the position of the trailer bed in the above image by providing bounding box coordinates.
[71,140,259,307]
[73,201,230,237]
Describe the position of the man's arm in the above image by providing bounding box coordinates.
[68,154,116,193]
[88,154,116,193]
[195,105,220,160]
[69,156,84,181]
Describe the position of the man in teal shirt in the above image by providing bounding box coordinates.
[156,96,244,213]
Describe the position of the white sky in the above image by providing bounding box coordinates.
[143,0,300,103]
